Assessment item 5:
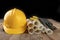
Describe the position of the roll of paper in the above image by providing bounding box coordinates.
[28,28,34,34]
[34,29,41,34]
[45,28,53,35]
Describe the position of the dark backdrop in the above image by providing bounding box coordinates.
[0,0,60,21]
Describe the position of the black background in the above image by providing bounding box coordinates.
[0,0,60,21]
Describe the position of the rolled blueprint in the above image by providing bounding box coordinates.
[45,28,53,35]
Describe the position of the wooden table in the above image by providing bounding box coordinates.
[0,19,60,40]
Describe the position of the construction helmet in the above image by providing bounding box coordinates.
[3,8,27,34]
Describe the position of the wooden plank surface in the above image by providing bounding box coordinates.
[0,19,60,40]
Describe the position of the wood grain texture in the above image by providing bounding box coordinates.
[0,19,60,40]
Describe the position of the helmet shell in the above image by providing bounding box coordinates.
[3,8,27,34]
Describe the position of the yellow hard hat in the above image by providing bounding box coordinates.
[3,8,27,34]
